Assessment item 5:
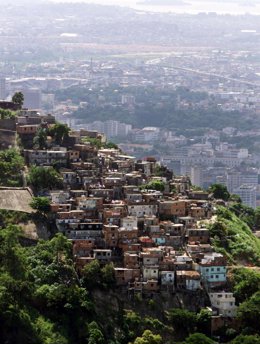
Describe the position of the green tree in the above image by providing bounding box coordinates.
[142,180,165,192]
[229,203,255,229]
[237,291,260,333]
[82,137,102,149]
[230,268,260,303]
[0,225,27,279]
[209,183,230,201]
[12,91,24,109]
[196,309,212,336]
[27,166,63,191]
[183,333,215,344]
[88,321,105,344]
[229,335,260,344]
[101,263,115,288]
[81,260,101,290]
[168,308,197,336]
[132,330,162,344]
[229,194,242,203]
[48,122,70,145]
[33,128,48,150]
[0,109,16,119]
[0,149,24,186]
[30,196,51,214]
[254,207,260,229]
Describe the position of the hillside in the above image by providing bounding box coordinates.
[210,206,260,266]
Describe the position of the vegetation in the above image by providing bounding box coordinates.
[30,196,51,215]
[229,267,260,303]
[237,291,260,334]
[48,123,70,145]
[0,209,30,228]
[55,85,257,132]
[210,207,260,265]
[33,128,48,150]
[0,215,258,343]
[183,333,215,344]
[141,180,165,192]
[0,149,24,187]
[0,108,16,119]
[209,183,230,201]
[12,91,24,109]
[27,166,63,192]
[229,202,256,229]
[131,330,162,344]
[82,137,102,149]
[229,334,260,344]
[81,260,115,290]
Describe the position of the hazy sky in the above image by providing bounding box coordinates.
[49,0,260,15]
[3,0,260,15]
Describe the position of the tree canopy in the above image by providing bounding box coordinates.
[208,184,230,201]
[12,91,24,109]
[0,149,24,187]
[27,166,63,192]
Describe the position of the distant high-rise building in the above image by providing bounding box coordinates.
[191,166,203,188]
[22,88,42,109]
[0,78,6,100]
[234,184,256,209]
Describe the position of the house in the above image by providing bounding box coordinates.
[51,203,71,213]
[161,271,175,286]
[24,148,68,166]
[118,228,138,245]
[143,266,159,281]
[127,202,158,218]
[189,206,206,219]
[60,169,79,187]
[93,249,112,263]
[160,221,184,236]
[176,271,201,291]
[199,253,227,287]
[103,224,119,247]
[143,279,159,292]
[103,209,124,226]
[187,243,213,260]
[187,228,210,244]
[158,200,187,218]
[114,268,140,286]
[121,216,138,230]
[209,292,237,317]
[124,252,140,269]
[73,240,95,258]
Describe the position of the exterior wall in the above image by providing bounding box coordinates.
[93,249,112,261]
[159,200,188,217]
[200,266,227,284]
[186,278,201,291]
[209,293,237,317]
[128,204,158,218]
[143,267,159,281]
[121,216,138,230]
[188,228,210,244]
[161,271,175,285]
[143,256,160,266]
[17,125,39,134]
